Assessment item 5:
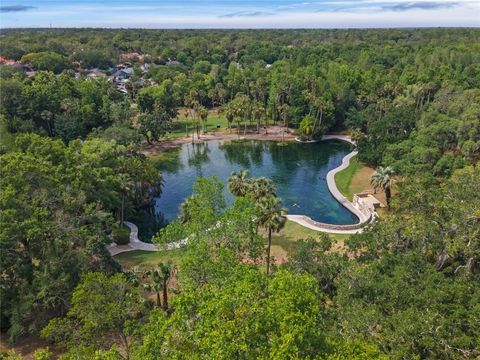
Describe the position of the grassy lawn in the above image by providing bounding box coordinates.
[334,157,365,201]
[116,221,350,270]
[334,155,390,213]
[115,248,186,270]
[165,114,231,140]
[267,220,350,259]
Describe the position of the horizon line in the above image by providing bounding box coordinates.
[1,26,479,30]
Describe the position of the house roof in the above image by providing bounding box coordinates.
[87,68,106,77]
[0,56,17,65]
[113,67,133,77]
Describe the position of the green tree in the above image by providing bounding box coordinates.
[370,166,395,209]
[197,105,208,134]
[20,52,70,73]
[227,170,251,197]
[258,196,287,274]
[144,262,176,310]
[133,269,332,359]
[41,273,144,358]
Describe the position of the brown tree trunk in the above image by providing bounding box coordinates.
[120,194,125,227]
[266,227,272,275]
[156,292,161,307]
[385,187,391,210]
[162,280,168,310]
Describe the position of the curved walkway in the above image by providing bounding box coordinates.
[108,134,375,255]
[286,134,374,234]
[107,221,188,256]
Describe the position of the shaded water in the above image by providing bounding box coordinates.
[134,139,358,241]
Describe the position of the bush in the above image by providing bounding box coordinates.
[112,226,130,245]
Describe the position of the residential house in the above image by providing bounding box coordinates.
[112,67,133,80]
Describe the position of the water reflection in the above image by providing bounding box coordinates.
[138,140,358,241]
[220,140,266,168]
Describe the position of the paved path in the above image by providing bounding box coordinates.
[286,135,374,234]
[108,134,374,256]
[107,221,188,256]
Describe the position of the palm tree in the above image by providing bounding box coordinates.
[185,91,201,141]
[221,103,235,131]
[251,177,276,199]
[350,128,364,144]
[233,95,248,138]
[40,110,54,137]
[278,104,290,142]
[313,97,329,136]
[144,262,176,310]
[124,267,142,286]
[143,268,163,307]
[299,115,315,141]
[252,102,265,134]
[118,173,134,227]
[198,106,209,134]
[228,170,251,197]
[370,166,395,210]
[183,108,190,137]
[258,196,287,274]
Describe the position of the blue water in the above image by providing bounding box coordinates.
[134,139,358,240]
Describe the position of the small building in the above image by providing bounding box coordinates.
[112,67,133,80]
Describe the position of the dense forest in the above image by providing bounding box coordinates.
[0,28,479,359]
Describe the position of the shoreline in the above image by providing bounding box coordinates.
[141,125,297,156]
[286,135,374,234]
[109,132,373,255]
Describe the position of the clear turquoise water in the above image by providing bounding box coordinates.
[134,139,358,240]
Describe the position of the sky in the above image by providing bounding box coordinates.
[0,0,479,28]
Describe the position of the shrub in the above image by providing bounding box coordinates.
[112,226,130,245]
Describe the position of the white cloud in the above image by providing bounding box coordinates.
[0,0,478,28]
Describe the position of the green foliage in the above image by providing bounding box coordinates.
[134,268,330,359]
[287,236,346,297]
[0,72,126,141]
[59,346,124,360]
[41,273,144,355]
[334,253,480,359]
[33,347,53,360]
[0,134,160,340]
[21,52,70,73]
[143,262,176,309]
[1,28,479,359]
[334,157,363,200]
[299,115,317,140]
[111,226,130,245]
